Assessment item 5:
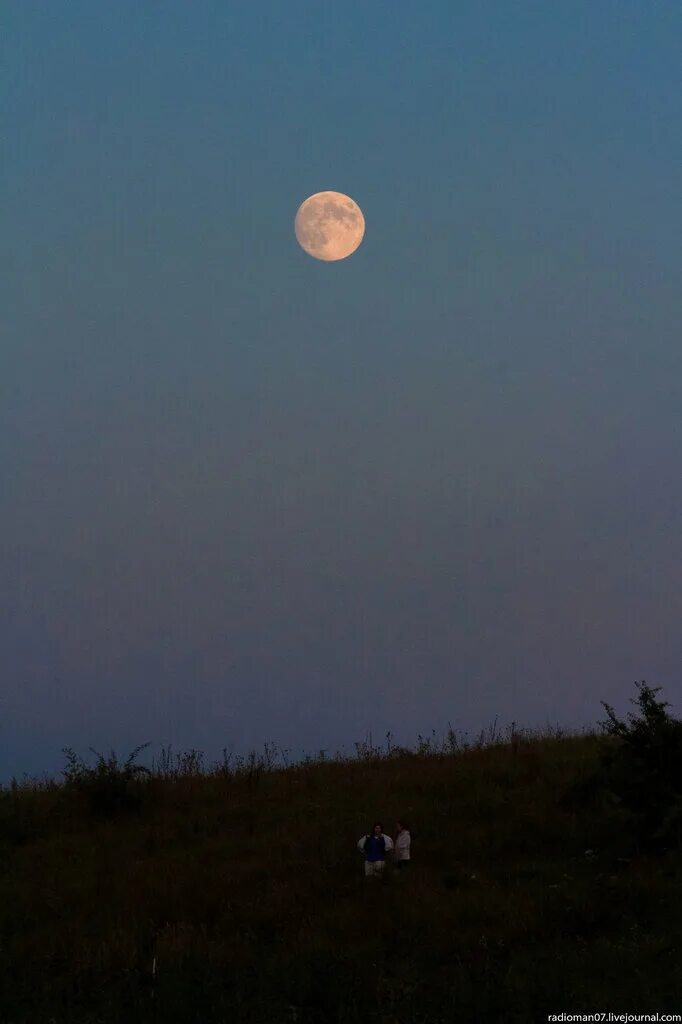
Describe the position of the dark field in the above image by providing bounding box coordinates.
[2,716,681,1023]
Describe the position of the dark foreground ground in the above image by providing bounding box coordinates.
[1,728,681,1023]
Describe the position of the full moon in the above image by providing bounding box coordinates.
[294,191,365,261]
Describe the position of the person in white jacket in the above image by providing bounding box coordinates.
[394,821,411,870]
[357,822,394,879]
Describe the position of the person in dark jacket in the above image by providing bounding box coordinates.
[357,822,394,879]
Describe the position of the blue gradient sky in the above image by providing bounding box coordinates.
[2,1,680,782]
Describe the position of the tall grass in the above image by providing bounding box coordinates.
[1,688,681,1022]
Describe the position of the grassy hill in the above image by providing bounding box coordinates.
[2,703,682,1023]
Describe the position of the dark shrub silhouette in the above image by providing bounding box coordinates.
[598,681,682,850]
[61,742,151,818]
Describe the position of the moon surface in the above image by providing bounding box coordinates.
[294,191,365,261]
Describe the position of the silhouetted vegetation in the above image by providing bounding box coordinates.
[60,742,152,818]
[1,682,681,1022]
[598,681,682,851]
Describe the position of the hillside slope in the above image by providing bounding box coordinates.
[1,730,681,1022]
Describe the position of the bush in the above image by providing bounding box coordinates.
[598,681,682,850]
[61,742,152,818]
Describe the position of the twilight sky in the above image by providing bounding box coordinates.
[2,1,680,783]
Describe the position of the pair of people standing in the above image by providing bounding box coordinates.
[357,821,411,878]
